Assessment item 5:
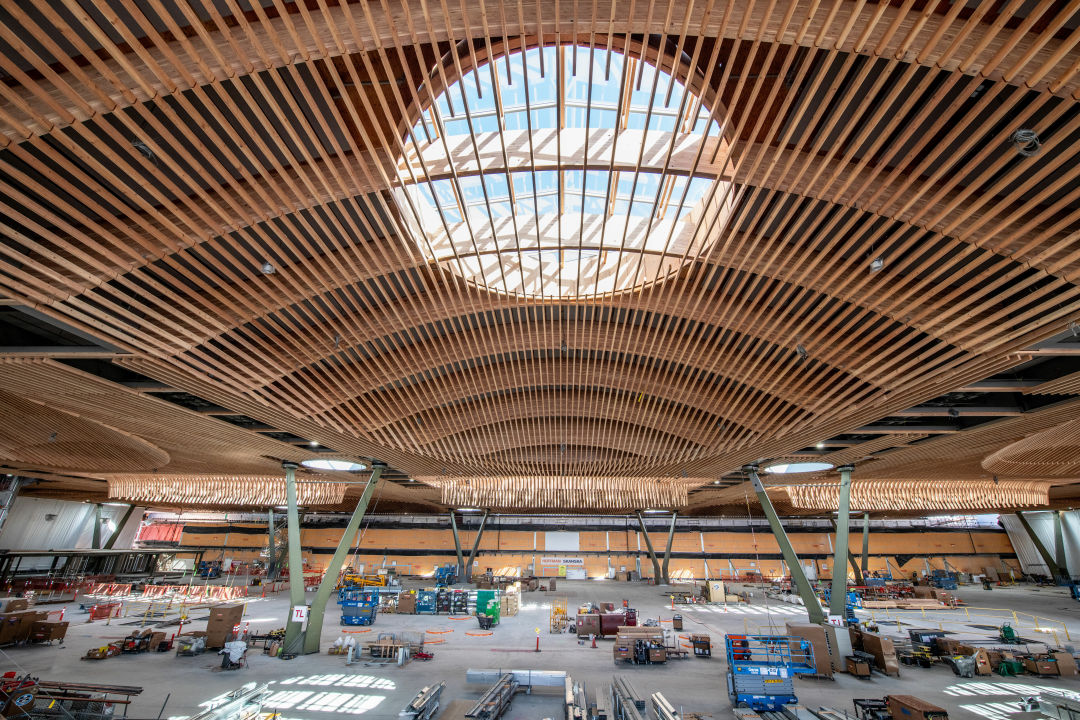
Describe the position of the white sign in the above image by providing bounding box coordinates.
[539,556,585,567]
[291,605,309,623]
[826,614,846,627]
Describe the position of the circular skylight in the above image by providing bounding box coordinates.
[395,44,730,299]
[301,459,368,472]
[763,461,835,475]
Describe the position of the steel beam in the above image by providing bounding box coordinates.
[464,510,490,582]
[661,512,678,585]
[103,504,136,550]
[449,512,465,579]
[829,466,854,617]
[747,467,824,624]
[282,461,306,655]
[1015,512,1066,583]
[303,466,383,655]
[636,512,663,584]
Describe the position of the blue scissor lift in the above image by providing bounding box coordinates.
[725,635,816,711]
[338,587,379,626]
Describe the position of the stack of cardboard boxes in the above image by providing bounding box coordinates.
[0,609,49,645]
[204,604,245,648]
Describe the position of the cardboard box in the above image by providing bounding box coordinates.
[0,610,48,645]
[204,604,245,648]
[859,631,900,676]
[1052,652,1077,676]
[786,622,834,678]
[29,620,67,643]
[397,593,416,614]
[846,655,872,677]
[1023,657,1059,676]
[886,695,948,720]
[577,614,601,638]
[973,648,993,675]
[0,598,28,612]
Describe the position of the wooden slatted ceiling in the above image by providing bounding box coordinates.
[0,2,1079,510]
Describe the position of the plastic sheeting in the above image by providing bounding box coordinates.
[1000,511,1080,579]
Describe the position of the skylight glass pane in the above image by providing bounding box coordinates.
[396,44,730,298]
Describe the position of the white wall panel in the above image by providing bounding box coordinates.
[545,531,579,551]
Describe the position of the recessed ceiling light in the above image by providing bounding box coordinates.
[869,256,885,272]
[309,440,319,447]
[260,261,276,275]
[763,461,834,475]
[713,480,720,485]
[300,459,367,472]
[816,442,826,450]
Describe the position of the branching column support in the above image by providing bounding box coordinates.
[282,461,305,655]
[303,465,384,655]
[464,510,490,582]
[829,466,855,618]
[449,512,465,580]
[747,466,825,625]
[661,511,678,585]
[636,511,662,584]
[1016,511,1066,584]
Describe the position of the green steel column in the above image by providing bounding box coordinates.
[449,512,464,579]
[861,512,871,576]
[636,512,662,584]
[464,510,490,582]
[747,467,825,624]
[830,465,854,617]
[661,511,678,585]
[103,504,136,550]
[282,461,306,655]
[1016,511,1065,583]
[91,503,102,549]
[267,509,278,581]
[303,466,383,655]
[1054,511,1069,580]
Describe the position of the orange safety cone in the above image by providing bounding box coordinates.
[591,634,597,649]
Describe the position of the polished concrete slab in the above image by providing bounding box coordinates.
[1,580,1078,720]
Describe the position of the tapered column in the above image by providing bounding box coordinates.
[267,509,279,581]
[829,465,854,617]
[661,512,678,585]
[449,512,464,579]
[747,467,824,624]
[303,466,384,655]
[1016,511,1066,584]
[464,510,490,582]
[282,461,306,655]
[636,512,662,584]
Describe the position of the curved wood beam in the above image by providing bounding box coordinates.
[253,307,870,414]
[1,0,1076,145]
[399,389,730,448]
[441,417,699,461]
[359,357,799,435]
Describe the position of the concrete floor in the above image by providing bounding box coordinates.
[2,580,1079,720]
